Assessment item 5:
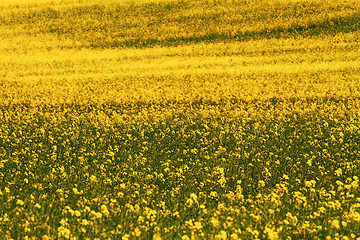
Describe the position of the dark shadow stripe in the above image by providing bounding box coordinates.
[1,2,359,49]
[1,96,359,113]
[87,13,360,49]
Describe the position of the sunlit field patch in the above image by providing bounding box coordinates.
[1,0,360,239]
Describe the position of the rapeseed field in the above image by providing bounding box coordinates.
[1,0,360,239]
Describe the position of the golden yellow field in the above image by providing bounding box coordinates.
[1,0,360,239]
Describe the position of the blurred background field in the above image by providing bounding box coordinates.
[1,0,360,239]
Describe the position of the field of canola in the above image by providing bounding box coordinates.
[1,0,360,239]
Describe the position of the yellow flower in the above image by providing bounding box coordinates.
[153,232,162,240]
[190,193,198,201]
[74,210,81,217]
[41,235,50,240]
[90,175,97,182]
[122,234,130,240]
[56,189,63,195]
[218,176,227,187]
[182,235,190,240]
[90,210,102,219]
[101,205,110,216]
[218,203,226,210]
[81,219,90,226]
[335,168,342,176]
[185,198,193,208]
[210,217,220,228]
[72,188,82,195]
[210,191,218,198]
[16,199,24,205]
[215,230,227,240]
[60,218,68,226]
[305,180,316,188]
[57,226,71,239]
[331,219,340,229]
[230,233,239,240]
[134,227,141,237]
[264,227,279,240]
[194,221,203,230]
[138,216,145,223]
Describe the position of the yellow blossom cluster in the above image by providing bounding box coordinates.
[1,0,360,239]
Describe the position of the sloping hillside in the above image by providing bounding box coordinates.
[1,1,360,239]
[1,0,360,49]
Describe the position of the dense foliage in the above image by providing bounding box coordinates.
[1,0,360,239]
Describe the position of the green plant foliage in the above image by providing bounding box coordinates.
[1,0,360,239]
